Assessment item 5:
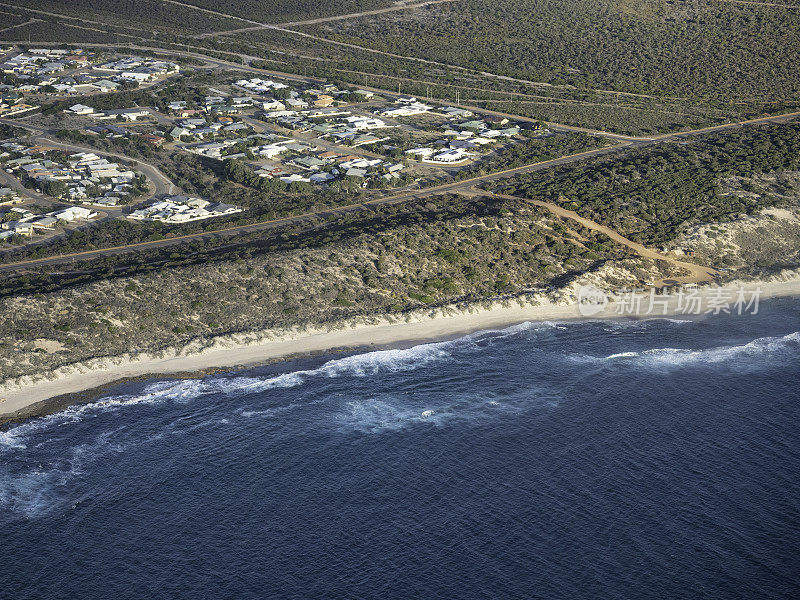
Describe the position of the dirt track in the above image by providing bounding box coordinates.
[494,194,718,285]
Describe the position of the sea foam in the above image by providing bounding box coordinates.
[575,331,800,369]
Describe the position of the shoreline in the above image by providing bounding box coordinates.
[2,278,800,424]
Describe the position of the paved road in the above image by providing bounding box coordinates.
[0,118,184,253]
[0,143,629,273]
[0,0,154,36]
[0,41,737,143]
[1,103,798,273]
[36,135,180,197]
[0,118,181,198]
[157,1,700,103]
[0,44,796,274]
[31,42,799,145]
[0,168,52,204]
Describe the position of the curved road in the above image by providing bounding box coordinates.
[9,41,793,144]
[2,104,798,274]
[0,43,796,274]
[0,143,628,273]
[0,119,181,199]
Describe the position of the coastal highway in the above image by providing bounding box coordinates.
[0,39,796,273]
[7,40,797,143]
[0,109,798,274]
[0,143,630,274]
[0,40,645,143]
[2,103,799,275]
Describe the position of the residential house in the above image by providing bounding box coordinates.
[485,115,509,125]
[2,220,33,236]
[313,94,334,107]
[261,99,285,111]
[67,103,94,115]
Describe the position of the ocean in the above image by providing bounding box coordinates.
[1,297,799,599]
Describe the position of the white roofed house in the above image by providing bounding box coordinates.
[431,148,470,163]
[344,116,387,130]
[285,98,308,109]
[449,139,478,150]
[190,142,228,158]
[52,206,96,221]
[440,106,474,118]
[0,188,21,205]
[261,99,286,111]
[67,185,88,200]
[498,126,522,137]
[280,173,311,184]
[94,79,120,93]
[177,118,207,129]
[51,83,77,94]
[309,172,336,184]
[339,158,383,170]
[170,126,191,139]
[256,144,286,159]
[67,103,94,115]
[119,71,151,83]
[405,147,436,159]
[376,102,432,117]
[345,167,367,178]
[206,202,240,215]
[68,152,101,166]
[223,122,250,133]
[480,129,503,139]
[127,195,241,223]
[99,108,151,121]
[30,215,58,230]
[84,160,124,178]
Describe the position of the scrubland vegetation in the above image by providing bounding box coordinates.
[497,123,800,245]
[0,194,640,380]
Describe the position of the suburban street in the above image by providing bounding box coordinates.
[0,41,797,276]
[2,104,798,274]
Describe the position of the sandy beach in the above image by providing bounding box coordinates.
[2,277,799,422]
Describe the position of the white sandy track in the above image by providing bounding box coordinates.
[494,194,718,285]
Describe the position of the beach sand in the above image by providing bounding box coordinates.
[2,278,799,422]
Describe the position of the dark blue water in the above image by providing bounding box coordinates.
[2,298,799,599]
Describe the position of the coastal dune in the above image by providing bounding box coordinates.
[2,277,799,422]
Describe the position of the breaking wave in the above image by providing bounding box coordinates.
[0,340,456,452]
[335,397,447,434]
[574,331,800,368]
[0,317,714,454]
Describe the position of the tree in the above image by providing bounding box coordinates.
[43,180,67,198]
